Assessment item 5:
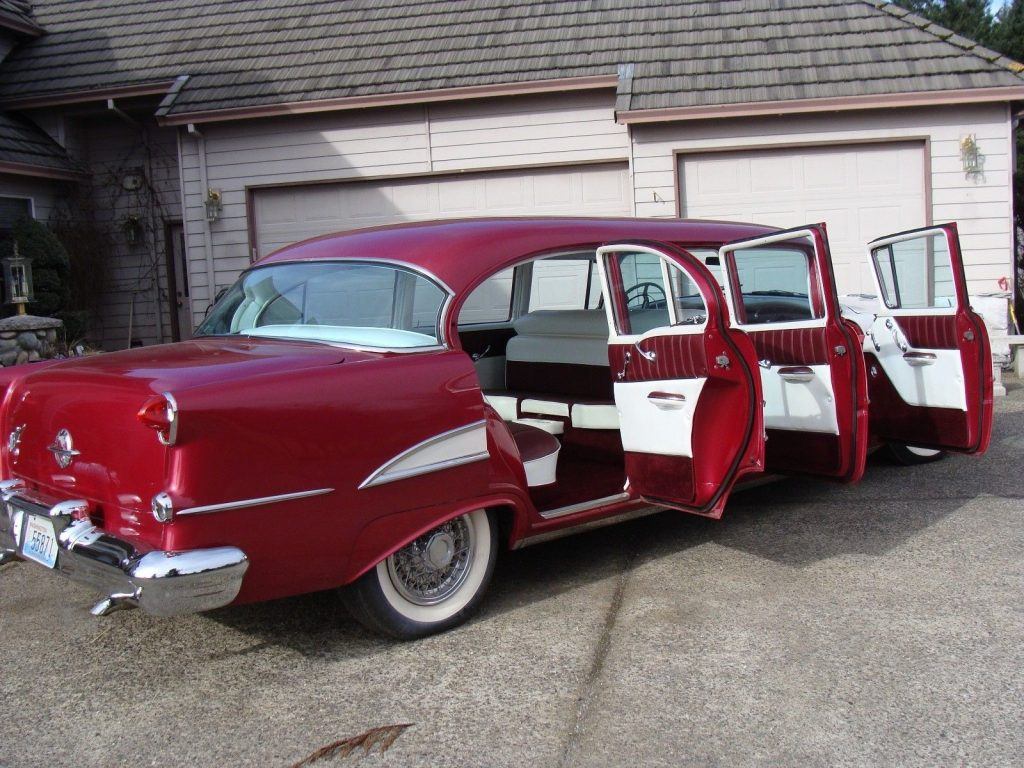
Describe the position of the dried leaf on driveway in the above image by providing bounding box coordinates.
[288,723,412,767]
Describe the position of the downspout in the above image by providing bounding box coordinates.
[616,63,638,217]
[187,123,217,316]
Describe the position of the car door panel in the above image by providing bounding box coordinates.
[864,223,992,454]
[596,242,764,519]
[719,225,869,483]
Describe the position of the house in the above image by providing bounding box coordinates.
[0,0,1021,349]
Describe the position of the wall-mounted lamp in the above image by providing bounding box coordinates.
[120,213,144,246]
[960,134,981,174]
[204,188,223,222]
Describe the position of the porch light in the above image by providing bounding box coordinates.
[1,242,33,315]
[204,188,223,222]
[960,134,981,174]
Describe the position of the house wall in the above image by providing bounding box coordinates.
[76,117,181,349]
[178,90,629,326]
[629,103,1015,297]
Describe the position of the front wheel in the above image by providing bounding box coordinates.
[886,443,946,466]
[342,509,497,640]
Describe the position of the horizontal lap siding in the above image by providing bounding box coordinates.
[180,91,628,327]
[632,103,1014,297]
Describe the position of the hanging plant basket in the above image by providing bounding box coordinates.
[120,214,144,246]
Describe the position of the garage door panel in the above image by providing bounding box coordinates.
[255,163,630,258]
[681,143,926,295]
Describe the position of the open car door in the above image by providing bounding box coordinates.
[595,242,764,519]
[718,225,870,483]
[864,223,993,454]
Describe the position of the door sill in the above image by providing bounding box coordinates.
[538,492,631,520]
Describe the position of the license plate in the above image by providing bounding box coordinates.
[21,514,58,569]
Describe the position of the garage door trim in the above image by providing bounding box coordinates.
[245,158,630,262]
[672,137,932,224]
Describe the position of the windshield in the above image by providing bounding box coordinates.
[196,261,448,348]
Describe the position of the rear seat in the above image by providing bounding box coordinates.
[484,309,619,431]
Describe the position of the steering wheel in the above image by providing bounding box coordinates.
[625,281,667,310]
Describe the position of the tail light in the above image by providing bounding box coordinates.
[137,392,179,446]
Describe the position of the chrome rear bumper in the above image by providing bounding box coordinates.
[0,479,248,617]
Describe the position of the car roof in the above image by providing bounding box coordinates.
[258,217,779,294]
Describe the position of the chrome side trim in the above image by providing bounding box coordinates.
[538,492,632,520]
[515,504,662,549]
[359,420,489,490]
[177,488,334,517]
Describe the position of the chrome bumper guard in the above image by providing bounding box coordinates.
[0,479,248,617]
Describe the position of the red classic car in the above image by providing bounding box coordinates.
[0,218,992,638]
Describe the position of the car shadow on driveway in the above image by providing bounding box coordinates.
[207,406,1023,654]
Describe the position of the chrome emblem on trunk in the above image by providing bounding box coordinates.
[48,429,80,469]
[7,424,25,460]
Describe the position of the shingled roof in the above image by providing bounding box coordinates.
[0,111,83,177]
[0,0,1021,122]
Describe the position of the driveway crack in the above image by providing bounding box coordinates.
[558,549,636,768]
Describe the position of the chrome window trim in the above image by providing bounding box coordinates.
[177,487,334,517]
[198,257,453,350]
[359,420,489,490]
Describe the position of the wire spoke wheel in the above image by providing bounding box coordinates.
[386,515,477,606]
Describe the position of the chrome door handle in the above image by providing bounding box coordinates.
[778,366,815,383]
[647,391,687,409]
[902,351,937,366]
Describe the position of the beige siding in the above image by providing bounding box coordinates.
[631,104,1015,296]
[179,91,628,326]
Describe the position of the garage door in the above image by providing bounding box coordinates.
[679,143,926,294]
[254,163,631,258]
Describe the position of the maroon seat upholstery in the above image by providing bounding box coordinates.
[507,422,560,486]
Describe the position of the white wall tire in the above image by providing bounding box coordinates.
[342,509,497,639]
[887,443,946,465]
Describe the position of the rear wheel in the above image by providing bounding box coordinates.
[886,443,946,465]
[342,509,497,640]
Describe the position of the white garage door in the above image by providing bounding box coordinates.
[679,143,926,294]
[254,163,631,258]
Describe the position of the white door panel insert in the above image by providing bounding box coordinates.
[865,317,966,410]
[615,378,706,457]
[759,364,840,433]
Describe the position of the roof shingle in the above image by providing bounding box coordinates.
[0,110,83,175]
[0,0,1019,119]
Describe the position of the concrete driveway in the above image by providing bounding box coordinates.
[2,385,1022,768]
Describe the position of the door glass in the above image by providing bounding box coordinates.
[612,251,670,334]
[460,268,514,324]
[729,242,821,324]
[871,233,954,309]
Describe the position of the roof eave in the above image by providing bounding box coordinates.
[0,12,43,38]
[0,80,179,111]
[156,74,619,126]
[0,160,87,181]
[617,85,1024,124]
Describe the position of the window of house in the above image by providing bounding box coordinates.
[0,197,33,242]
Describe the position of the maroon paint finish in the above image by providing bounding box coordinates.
[0,217,986,611]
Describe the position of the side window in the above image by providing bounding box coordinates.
[460,268,514,324]
[871,233,955,310]
[529,255,601,311]
[729,245,821,324]
[606,251,707,335]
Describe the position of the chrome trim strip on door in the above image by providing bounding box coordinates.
[359,420,489,490]
[538,492,631,520]
[177,488,334,516]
